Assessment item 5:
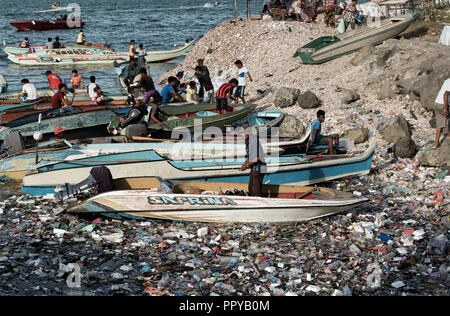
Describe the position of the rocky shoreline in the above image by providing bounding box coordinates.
[0,16,449,296]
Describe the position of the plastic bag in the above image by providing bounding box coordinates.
[337,19,346,33]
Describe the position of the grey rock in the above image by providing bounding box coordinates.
[278,115,305,138]
[377,81,396,100]
[341,89,360,104]
[374,45,398,67]
[393,136,417,159]
[274,87,300,108]
[297,90,321,109]
[379,115,411,143]
[351,46,373,66]
[419,147,441,167]
[342,128,369,144]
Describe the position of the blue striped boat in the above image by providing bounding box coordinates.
[21,139,376,197]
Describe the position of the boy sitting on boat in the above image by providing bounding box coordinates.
[51,83,73,113]
[20,79,38,103]
[161,76,185,104]
[216,79,239,114]
[71,69,85,90]
[92,86,105,105]
[310,110,339,155]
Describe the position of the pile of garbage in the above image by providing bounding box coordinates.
[0,160,448,296]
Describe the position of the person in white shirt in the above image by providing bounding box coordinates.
[234,60,253,104]
[46,38,53,50]
[433,78,450,149]
[136,44,147,63]
[20,79,38,103]
[87,76,99,98]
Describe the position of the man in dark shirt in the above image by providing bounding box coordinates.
[120,58,140,88]
[138,68,155,92]
[51,83,72,112]
[240,130,266,197]
[195,63,214,103]
[53,36,63,49]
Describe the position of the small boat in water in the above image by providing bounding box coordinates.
[2,42,114,56]
[68,177,368,223]
[10,6,85,31]
[5,39,197,66]
[295,13,417,64]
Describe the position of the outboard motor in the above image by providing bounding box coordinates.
[0,131,25,158]
[119,105,148,129]
[0,75,7,94]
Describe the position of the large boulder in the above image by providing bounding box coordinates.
[341,89,360,104]
[297,90,321,109]
[374,45,398,67]
[377,81,396,100]
[393,136,417,159]
[274,87,300,108]
[379,115,411,143]
[420,139,450,168]
[351,46,373,66]
[342,127,369,144]
[278,115,305,138]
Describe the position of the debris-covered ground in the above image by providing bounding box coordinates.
[0,152,448,296]
[1,14,449,296]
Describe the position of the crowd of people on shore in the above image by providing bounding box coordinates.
[261,0,360,32]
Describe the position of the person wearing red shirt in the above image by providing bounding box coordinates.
[45,70,64,90]
[51,84,73,111]
[216,79,238,114]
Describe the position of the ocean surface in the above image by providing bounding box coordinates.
[0,0,265,93]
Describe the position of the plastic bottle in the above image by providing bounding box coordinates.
[215,256,238,265]
[157,274,170,289]
[215,282,236,293]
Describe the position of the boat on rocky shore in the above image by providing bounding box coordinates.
[5,39,197,66]
[68,178,368,223]
[0,107,131,141]
[21,138,376,197]
[295,13,417,64]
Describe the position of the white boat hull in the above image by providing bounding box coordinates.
[70,190,368,223]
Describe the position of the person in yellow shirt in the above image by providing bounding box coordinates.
[76,29,85,45]
[129,40,136,59]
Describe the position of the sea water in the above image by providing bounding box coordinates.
[0,0,265,93]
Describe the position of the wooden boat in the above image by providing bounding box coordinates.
[2,103,131,127]
[148,103,257,132]
[107,103,244,134]
[68,178,368,223]
[21,138,376,197]
[6,39,197,66]
[2,43,114,56]
[0,108,130,141]
[231,108,284,131]
[1,138,285,182]
[294,13,417,64]
[10,7,85,31]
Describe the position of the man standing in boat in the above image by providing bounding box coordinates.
[76,29,85,45]
[241,129,266,197]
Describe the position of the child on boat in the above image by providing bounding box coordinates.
[87,76,98,98]
[126,87,137,107]
[71,69,85,90]
[92,86,105,105]
[216,79,238,114]
[234,60,253,104]
[186,81,200,104]
[310,110,339,155]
